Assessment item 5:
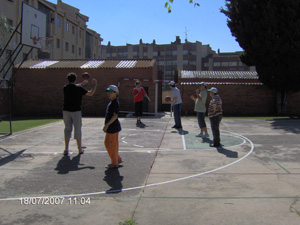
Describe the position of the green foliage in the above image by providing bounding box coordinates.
[221,0,300,93]
[119,218,138,225]
[165,0,200,13]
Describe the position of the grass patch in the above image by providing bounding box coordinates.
[119,219,138,225]
[0,119,61,133]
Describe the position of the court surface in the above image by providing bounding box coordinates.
[0,116,299,225]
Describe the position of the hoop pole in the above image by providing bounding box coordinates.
[0,21,21,59]
[0,42,22,74]
[8,79,12,135]
[8,47,33,80]
[2,45,24,80]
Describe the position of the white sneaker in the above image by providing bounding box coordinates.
[196,133,203,137]
[203,133,209,138]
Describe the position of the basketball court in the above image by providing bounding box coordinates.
[0,3,300,225]
[0,116,299,225]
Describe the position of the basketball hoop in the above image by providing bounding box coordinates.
[37,37,54,53]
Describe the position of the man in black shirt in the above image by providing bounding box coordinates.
[63,72,97,155]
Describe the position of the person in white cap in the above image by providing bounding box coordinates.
[207,87,223,147]
[103,85,123,168]
[190,82,209,138]
[169,81,183,129]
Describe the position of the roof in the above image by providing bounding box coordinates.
[180,70,258,80]
[17,59,156,69]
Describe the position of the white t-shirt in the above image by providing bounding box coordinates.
[171,87,182,105]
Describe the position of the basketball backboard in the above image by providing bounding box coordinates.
[21,3,46,49]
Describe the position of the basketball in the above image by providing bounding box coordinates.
[82,72,90,80]
[165,96,171,103]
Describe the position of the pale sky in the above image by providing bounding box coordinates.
[46,0,243,52]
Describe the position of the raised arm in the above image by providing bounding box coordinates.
[86,79,98,96]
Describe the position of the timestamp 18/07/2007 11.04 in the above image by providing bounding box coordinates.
[20,197,91,205]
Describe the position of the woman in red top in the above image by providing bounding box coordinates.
[133,80,150,125]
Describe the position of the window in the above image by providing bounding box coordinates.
[66,22,69,31]
[56,39,60,48]
[118,52,128,57]
[229,62,238,67]
[56,17,60,27]
[204,62,209,67]
[221,62,229,67]
[72,26,75,35]
[165,51,172,56]
[79,47,81,55]
[213,62,221,67]
[183,50,188,55]
[72,45,75,54]
[65,42,69,51]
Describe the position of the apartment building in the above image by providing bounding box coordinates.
[101,36,254,83]
[0,0,102,64]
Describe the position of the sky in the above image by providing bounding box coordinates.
[46,0,243,52]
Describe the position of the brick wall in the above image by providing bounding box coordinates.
[13,66,159,117]
[11,68,300,117]
[178,78,300,116]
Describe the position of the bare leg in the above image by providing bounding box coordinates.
[76,139,83,153]
[64,136,70,154]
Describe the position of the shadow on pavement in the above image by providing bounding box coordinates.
[217,146,238,158]
[54,154,95,174]
[0,148,26,167]
[103,168,123,194]
[269,118,300,134]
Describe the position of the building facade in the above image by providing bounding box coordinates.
[0,0,102,64]
[101,36,255,82]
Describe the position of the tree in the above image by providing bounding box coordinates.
[165,0,200,13]
[221,0,300,115]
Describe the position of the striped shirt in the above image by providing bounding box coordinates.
[208,95,223,118]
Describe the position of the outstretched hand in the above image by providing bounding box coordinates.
[91,79,97,85]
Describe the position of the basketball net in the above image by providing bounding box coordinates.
[32,37,54,53]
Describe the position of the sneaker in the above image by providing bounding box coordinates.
[196,133,203,137]
[202,133,209,138]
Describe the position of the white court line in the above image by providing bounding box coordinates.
[0,130,254,201]
[182,133,186,150]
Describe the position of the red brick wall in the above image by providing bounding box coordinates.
[13,67,159,117]
[179,78,300,116]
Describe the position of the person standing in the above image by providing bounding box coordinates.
[63,72,97,155]
[207,87,223,147]
[133,80,151,125]
[190,82,209,138]
[103,85,123,169]
[169,81,183,129]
